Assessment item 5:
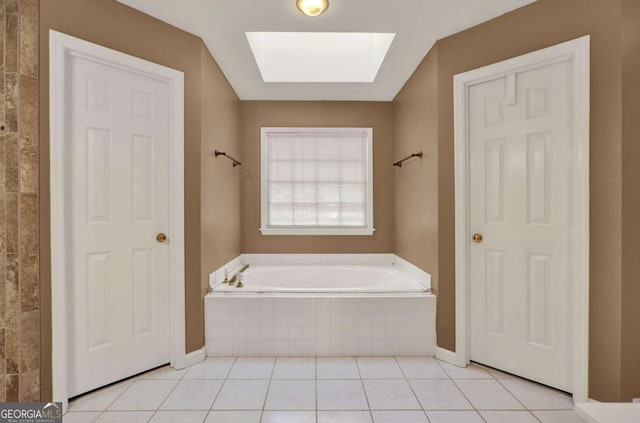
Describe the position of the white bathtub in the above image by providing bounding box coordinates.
[205,255,436,356]
[212,264,429,293]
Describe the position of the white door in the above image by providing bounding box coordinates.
[468,60,573,392]
[69,55,171,396]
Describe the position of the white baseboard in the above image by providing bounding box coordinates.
[179,347,206,369]
[436,347,459,365]
[576,403,640,423]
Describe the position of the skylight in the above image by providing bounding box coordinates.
[246,32,396,83]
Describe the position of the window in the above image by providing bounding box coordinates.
[261,127,374,235]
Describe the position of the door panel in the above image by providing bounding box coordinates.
[69,56,171,396]
[469,60,572,392]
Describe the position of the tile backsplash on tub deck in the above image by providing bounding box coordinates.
[205,296,436,356]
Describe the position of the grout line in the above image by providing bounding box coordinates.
[529,410,545,423]
[315,356,318,423]
[491,377,530,411]
[259,357,277,421]
[223,356,238,380]
[434,358,488,423]
[91,377,139,421]
[470,362,503,380]
[207,356,238,414]
[146,377,183,421]
[393,356,432,422]
[353,357,375,422]
[473,360,574,411]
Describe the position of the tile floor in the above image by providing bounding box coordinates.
[65,357,587,423]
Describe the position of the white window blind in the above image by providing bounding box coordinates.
[260,127,374,235]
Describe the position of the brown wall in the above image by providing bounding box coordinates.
[394,0,628,401]
[39,0,240,400]
[621,0,640,402]
[393,46,439,293]
[200,45,242,304]
[240,101,395,253]
[33,0,640,404]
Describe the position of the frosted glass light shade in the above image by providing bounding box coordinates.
[296,0,329,17]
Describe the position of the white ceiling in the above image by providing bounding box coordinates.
[115,0,537,101]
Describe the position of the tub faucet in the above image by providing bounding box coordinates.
[228,264,250,287]
[235,265,249,288]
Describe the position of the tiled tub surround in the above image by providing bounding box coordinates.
[205,255,435,356]
[206,297,436,356]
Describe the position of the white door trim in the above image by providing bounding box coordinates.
[49,30,186,407]
[453,35,590,402]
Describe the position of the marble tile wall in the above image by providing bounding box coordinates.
[0,0,39,402]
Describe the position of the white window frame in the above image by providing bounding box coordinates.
[260,127,375,236]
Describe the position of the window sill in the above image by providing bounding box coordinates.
[260,228,376,236]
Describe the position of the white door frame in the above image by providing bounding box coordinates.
[453,36,590,402]
[49,30,186,406]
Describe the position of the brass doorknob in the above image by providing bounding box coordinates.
[472,233,483,243]
[156,233,167,243]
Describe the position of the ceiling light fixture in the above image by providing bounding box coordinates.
[296,0,329,17]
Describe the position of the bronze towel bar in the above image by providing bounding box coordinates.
[393,151,423,167]
[214,150,242,167]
